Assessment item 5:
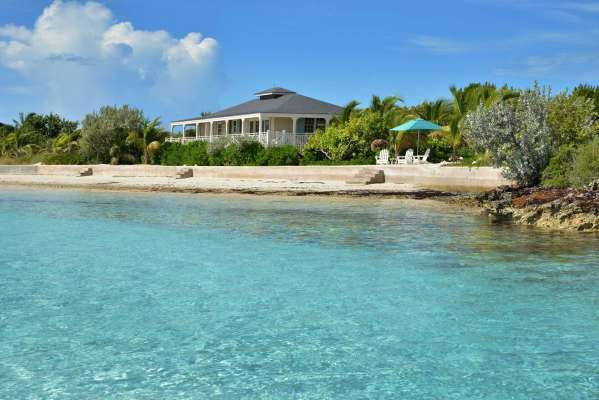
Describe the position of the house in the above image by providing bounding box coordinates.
[170,87,343,148]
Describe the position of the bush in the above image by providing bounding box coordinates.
[547,92,599,147]
[300,157,374,165]
[207,138,265,166]
[541,139,599,188]
[570,138,599,188]
[541,145,576,188]
[79,105,145,163]
[43,151,82,165]
[232,140,264,165]
[257,145,300,166]
[160,141,209,166]
[303,110,384,161]
[426,135,454,162]
[463,86,552,186]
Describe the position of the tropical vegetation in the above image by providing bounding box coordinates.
[1,82,598,188]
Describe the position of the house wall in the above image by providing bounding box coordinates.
[273,117,293,132]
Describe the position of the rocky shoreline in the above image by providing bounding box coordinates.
[477,183,599,232]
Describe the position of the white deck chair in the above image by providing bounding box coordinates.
[415,148,431,164]
[396,149,414,164]
[375,149,389,165]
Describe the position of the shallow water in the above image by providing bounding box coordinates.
[1,187,598,399]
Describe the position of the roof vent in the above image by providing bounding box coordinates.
[255,87,296,100]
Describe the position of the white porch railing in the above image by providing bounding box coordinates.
[166,131,313,149]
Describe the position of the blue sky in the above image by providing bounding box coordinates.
[1,0,599,125]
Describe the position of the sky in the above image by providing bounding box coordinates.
[1,0,599,125]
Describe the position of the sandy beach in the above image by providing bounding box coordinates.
[0,173,453,197]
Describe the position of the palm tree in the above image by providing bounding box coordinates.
[142,118,162,164]
[415,99,453,125]
[331,100,360,125]
[369,95,404,130]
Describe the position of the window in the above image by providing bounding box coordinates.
[316,118,326,131]
[216,122,224,134]
[304,118,315,133]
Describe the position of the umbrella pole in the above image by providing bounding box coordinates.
[417,131,420,158]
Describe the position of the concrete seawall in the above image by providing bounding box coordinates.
[0,164,512,192]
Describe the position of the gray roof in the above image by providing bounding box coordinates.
[173,88,343,122]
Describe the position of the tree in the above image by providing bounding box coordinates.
[79,105,145,163]
[141,118,163,164]
[333,100,361,125]
[12,112,77,140]
[547,92,599,147]
[369,95,403,130]
[415,99,452,125]
[572,84,599,114]
[447,83,519,159]
[463,86,552,186]
[304,110,386,161]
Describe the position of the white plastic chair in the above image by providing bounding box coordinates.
[396,149,414,164]
[375,149,389,165]
[415,148,431,164]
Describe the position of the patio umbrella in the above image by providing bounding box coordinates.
[390,118,442,157]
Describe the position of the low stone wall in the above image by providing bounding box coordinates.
[189,166,367,182]
[0,164,178,177]
[381,165,511,191]
[0,164,512,191]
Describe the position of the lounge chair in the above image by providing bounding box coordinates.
[376,149,390,165]
[414,148,431,164]
[396,149,414,164]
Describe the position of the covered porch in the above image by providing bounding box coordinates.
[169,113,331,149]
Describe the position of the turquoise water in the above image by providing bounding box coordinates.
[1,187,598,399]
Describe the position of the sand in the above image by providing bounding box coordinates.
[0,174,452,198]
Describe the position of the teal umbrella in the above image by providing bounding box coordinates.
[391,118,442,157]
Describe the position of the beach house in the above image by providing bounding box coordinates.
[170,87,343,148]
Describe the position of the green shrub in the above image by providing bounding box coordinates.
[257,145,300,166]
[300,157,374,165]
[569,138,599,188]
[303,110,384,161]
[542,139,599,188]
[233,140,264,165]
[206,137,258,166]
[426,136,453,162]
[541,145,576,188]
[43,151,82,165]
[160,141,209,166]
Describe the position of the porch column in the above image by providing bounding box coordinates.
[241,119,246,135]
[225,119,229,135]
[292,117,298,134]
[258,114,262,133]
[170,125,174,135]
[325,117,331,128]
[195,123,199,139]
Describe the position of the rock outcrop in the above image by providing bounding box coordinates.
[478,183,599,232]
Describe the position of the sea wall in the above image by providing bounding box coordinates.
[0,164,512,191]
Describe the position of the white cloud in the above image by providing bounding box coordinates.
[0,0,222,121]
[495,53,599,77]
